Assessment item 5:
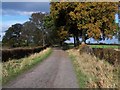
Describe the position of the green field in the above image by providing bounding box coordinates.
[88,45,119,49]
[67,43,119,49]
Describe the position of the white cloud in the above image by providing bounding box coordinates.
[2,9,37,16]
[19,11,35,16]
[2,9,47,16]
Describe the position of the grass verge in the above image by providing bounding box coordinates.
[117,66,120,90]
[2,48,52,85]
[69,54,89,88]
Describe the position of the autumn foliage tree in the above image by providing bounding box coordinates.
[50,2,118,46]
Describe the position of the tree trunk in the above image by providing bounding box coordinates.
[82,30,86,43]
[76,35,79,46]
[82,35,86,43]
[60,41,63,46]
[73,35,76,47]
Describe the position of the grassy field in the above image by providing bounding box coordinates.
[88,45,119,49]
[67,43,119,49]
[67,49,118,88]
[2,48,52,85]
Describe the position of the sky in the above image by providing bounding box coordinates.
[0,2,119,44]
[1,2,50,41]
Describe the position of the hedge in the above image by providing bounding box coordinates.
[92,48,120,65]
[79,45,120,65]
[1,45,49,62]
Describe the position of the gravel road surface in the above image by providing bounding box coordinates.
[4,48,79,88]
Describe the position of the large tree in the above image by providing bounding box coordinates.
[20,21,42,46]
[44,14,69,46]
[30,12,48,46]
[43,15,59,45]
[2,23,23,47]
[50,2,118,46]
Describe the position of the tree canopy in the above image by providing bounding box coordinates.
[50,2,118,46]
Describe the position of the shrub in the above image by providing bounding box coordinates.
[79,44,93,55]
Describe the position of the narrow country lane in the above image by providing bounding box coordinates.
[4,48,79,88]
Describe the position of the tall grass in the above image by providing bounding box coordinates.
[2,48,52,85]
[67,49,118,88]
